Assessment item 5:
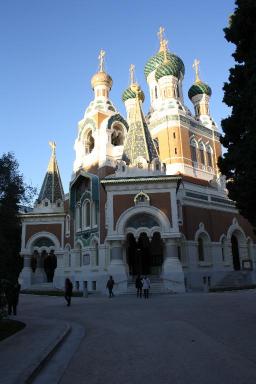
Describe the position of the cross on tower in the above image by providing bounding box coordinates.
[157,26,165,44]
[98,49,105,72]
[129,64,135,85]
[192,58,200,83]
[49,141,56,155]
[163,39,169,62]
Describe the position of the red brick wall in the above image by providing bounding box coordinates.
[25,224,62,246]
[182,206,256,241]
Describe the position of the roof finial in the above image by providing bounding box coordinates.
[163,39,169,63]
[129,64,135,85]
[49,141,56,156]
[98,49,105,72]
[157,26,165,52]
[192,58,200,83]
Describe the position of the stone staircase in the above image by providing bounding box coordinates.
[123,276,170,295]
[213,271,253,290]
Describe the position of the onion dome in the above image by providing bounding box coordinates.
[144,50,185,79]
[91,71,113,90]
[122,83,145,103]
[188,81,212,100]
[91,49,113,90]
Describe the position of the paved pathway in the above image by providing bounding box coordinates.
[10,291,256,383]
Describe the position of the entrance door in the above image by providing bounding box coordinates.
[126,232,163,276]
[44,251,57,282]
[231,235,241,271]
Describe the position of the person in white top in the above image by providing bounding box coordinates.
[142,276,150,299]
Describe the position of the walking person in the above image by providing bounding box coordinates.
[4,280,21,315]
[12,282,21,315]
[135,274,143,298]
[64,278,73,306]
[142,276,150,299]
[106,275,115,298]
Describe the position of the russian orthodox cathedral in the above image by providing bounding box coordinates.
[19,28,256,294]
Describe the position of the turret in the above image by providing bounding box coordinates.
[188,59,212,121]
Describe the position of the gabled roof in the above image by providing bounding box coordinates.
[122,98,158,165]
[37,143,64,203]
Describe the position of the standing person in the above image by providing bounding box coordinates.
[12,282,21,316]
[4,281,15,316]
[142,276,150,299]
[64,278,73,306]
[106,276,115,298]
[135,274,143,298]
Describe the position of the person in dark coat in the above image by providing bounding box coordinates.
[135,275,143,298]
[64,278,73,306]
[5,281,21,315]
[106,276,115,298]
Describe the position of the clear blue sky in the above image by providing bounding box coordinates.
[0,0,235,194]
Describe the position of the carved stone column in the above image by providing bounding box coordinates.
[34,252,47,284]
[162,238,185,293]
[19,254,32,289]
[108,240,127,293]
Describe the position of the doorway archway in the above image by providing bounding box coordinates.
[126,232,163,276]
[231,234,241,271]
[44,250,57,282]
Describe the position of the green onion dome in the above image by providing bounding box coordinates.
[155,59,180,81]
[144,51,185,79]
[188,81,212,100]
[122,83,145,103]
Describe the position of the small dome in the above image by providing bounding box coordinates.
[144,51,185,79]
[188,81,212,100]
[91,71,113,90]
[122,83,145,103]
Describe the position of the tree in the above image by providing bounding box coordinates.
[218,0,256,230]
[0,152,35,282]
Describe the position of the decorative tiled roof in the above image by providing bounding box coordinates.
[188,81,212,100]
[38,143,64,203]
[122,84,145,103]
[144,51,185,79]
[122,99,158,165]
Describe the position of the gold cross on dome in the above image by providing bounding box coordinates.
[192,58,200,83]
[129,64,135,85]
[98,49,105,72]
[157,26,165,51]
[49,141,56,155]
[163,39,168,62]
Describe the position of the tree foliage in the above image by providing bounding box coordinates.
[218,0,256,229]
[0,152,35,281]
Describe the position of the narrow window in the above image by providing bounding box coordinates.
[173,132,176,139]
[175,148,177,155]
[198,237,204,261]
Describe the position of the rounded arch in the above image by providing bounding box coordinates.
[116,205,171,236]
[227,220,247,243]
[83,128,95,154]
[26,231,61,253]
[110,123,125,146]
[195,223,211,242]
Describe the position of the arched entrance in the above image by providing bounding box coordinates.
[231,234,241,270]
[126,232,163,276]
[44,250,57,282]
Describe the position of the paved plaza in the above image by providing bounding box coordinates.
[2,290,256,383]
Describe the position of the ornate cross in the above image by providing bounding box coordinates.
[49,141,56,155]
[192,58,200,82]
[98,49,105,72]
[157,26,165,44]
[129,64,135,85]
[163,39,168,62]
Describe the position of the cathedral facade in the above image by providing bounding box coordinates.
[19,29,256,294]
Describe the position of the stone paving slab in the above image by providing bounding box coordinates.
[0,316,70,384]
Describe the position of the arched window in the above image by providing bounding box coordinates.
[111,125,124,146]
[95,242,99,266]
[198,237,205,261]
[199,142,205,166]
[75,205,81,232]
[65,215,70,236]
[82,200,91,228]
[206,145,213,168]
[155,86,158,99]
[190,139,198,164]
[85,130,95,154]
